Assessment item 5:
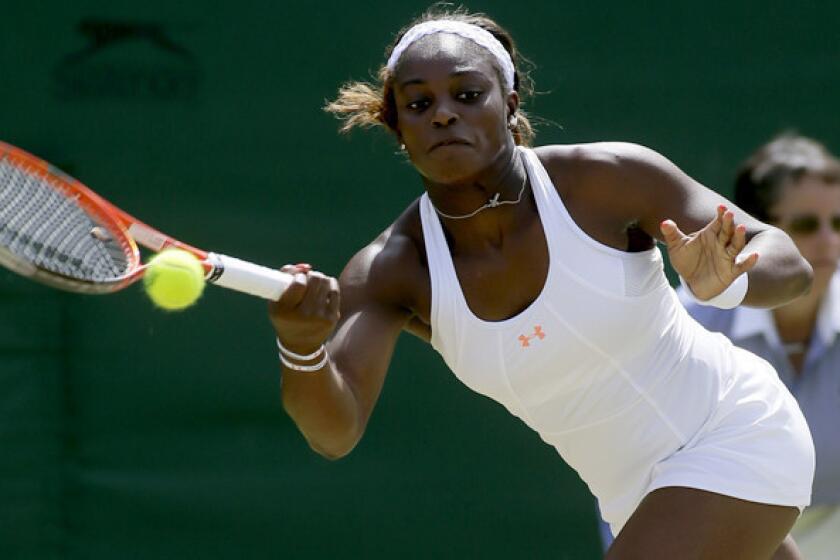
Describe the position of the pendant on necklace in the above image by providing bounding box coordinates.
[487,193,501,208]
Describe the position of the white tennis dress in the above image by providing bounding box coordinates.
[419,146,815,536]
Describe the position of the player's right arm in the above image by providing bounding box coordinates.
[269,226,420,460]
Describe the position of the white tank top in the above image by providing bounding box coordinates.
[419,146,738,523]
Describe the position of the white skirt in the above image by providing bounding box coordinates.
[607,346,815,536]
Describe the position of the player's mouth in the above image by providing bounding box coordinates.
[428,138,472,153]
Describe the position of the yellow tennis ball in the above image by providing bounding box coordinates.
[143,249,206,311]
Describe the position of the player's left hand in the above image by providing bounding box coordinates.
[660,205,759,300]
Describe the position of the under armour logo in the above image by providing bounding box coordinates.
[518,325,545,348]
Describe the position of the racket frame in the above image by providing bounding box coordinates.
[0,141,290,299]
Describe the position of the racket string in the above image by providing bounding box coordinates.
[0,157,131,282]
[5,171,61,249]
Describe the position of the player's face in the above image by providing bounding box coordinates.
[769,175,840,298]
[392,34,516,183]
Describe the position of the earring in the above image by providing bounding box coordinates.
[508,115,518,130]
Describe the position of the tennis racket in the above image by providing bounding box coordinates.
[0,140,292,299]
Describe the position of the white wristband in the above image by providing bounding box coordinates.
[679,273,749,309]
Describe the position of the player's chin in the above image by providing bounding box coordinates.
[415,149,484,183]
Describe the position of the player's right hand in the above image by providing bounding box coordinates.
[269,263,340,355]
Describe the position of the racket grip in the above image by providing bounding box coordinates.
[206,253,293,300]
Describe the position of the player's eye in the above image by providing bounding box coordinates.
[406,99,430,111]
[456,91,482,102]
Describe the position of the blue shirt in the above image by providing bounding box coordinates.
[679,272,840,506]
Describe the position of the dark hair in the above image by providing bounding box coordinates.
[324,4,536,146]
[734,133,840,221]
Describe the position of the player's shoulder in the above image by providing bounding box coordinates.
[533,142,685,216]
[340,199,427,307]
[534,142,669,180]
[365,198,426,277]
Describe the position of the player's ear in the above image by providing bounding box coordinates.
[506,91,520,124]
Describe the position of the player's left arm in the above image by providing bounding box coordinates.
[599,142,812,308]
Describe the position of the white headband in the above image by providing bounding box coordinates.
[386,20,516,93]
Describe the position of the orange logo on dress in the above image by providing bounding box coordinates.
[518,325,545,348]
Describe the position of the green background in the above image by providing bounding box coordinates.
[1,2,837,558]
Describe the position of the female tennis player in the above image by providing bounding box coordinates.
[269,7,815,559]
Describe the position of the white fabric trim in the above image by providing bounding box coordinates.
[386,20,515,92]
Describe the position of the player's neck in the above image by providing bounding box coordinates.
[425,146,531,250]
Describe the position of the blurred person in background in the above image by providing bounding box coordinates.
[682,134,840,559]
